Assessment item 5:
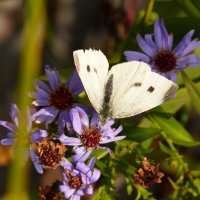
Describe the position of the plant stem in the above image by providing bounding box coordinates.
[144,0,155,25]
[6,1,46,199]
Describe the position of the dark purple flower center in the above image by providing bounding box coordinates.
[153,50,176,72]
[80,127,101,148]
[66,170,82,189]
[36,139,66,169]
[49,85,74,111]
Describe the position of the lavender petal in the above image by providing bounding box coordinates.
[33,79,50,93]
[31,129,48,144]
[88,168,101,183]
[0,121,15,132]
[72,147,92,162]
[59,134,81,146]
[45,65,61,90]
[66,71,84,96]
[60,158,73,170]
[86,186,93,195]
[124,51,150,63]
[1,138,14,145]
[136,34,156,56]
[32,107,58,125]
[173,30,195,56]
[100,135,126,144]
[70,108,82,134]
[76,162,90,174]
[30,149,43,174]
[32,100,49,107]
[10,103,19,126]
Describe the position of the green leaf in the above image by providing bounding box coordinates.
[91,186,114,200]
[149,114,200,147]
[124,127,160,142]
[159,141,174,155]
[162,81,200,114]
[92,149,109,160]
[125,177,133,196]
[177,0,200,20]
[114,157,135,175]
[154,0,186,19]
[181,71,200,114]
[135,184,156,200]
[183,67,200,82]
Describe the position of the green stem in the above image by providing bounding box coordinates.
[177,0,200,20]
[148,115,188,174]
[144,0,155,25]
[6,1,46,199]
[161,130,188,174]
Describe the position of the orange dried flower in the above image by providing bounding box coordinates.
[133,157,164,188]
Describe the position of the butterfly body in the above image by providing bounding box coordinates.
[73,49,178,123]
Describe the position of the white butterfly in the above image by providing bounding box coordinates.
[73,49,178,123]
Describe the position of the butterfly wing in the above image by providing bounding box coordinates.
[106,61,178,118]
[73,49,109,113]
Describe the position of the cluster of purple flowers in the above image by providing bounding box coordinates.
[0,65,125,199]
[0,17,200,199]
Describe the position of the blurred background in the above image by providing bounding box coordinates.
[0,0,147,199]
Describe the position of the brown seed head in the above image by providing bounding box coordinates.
[133,157,164,188]
[36,139,67,169]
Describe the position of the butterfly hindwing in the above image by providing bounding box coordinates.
[73,49,109,112]
[107,61,178,118]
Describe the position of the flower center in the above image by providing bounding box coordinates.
[153,50,176,72]
[49,85,74,111]
[80,127,101,148]
[66,170,82,189]
[36,139,67,169]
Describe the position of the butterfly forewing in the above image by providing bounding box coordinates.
[107,62,178,118]
[73,49,109,112]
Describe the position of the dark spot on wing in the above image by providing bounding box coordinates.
[163,84,178,101]
[133,82,142,87]
[94,68,97,74]
[104,74,113,103]
[87,65,90,72]
[147,86,154,93]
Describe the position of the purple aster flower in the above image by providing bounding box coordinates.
[0,103,48,174]
[59,157,100,200]
[59,108,125,157]
[30,65,88,134]
[124,17,200,82]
